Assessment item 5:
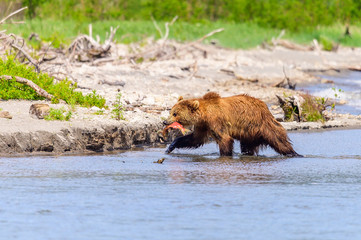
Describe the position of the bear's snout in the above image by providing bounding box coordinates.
[163,120,170,125]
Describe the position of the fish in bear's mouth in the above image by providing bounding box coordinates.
[162,122,190,139]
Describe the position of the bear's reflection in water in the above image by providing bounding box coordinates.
[160,151,286,185]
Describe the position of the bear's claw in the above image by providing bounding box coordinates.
[165,141,177,154]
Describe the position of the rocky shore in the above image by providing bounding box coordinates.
[1,42,361,156]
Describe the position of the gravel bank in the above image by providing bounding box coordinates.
[1,43,361,156]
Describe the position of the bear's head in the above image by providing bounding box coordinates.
[163,96,200,127]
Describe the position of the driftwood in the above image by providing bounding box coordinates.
[68,25,119,62]
[0,75,54,100]
[133,23,224,62]
[0,8,27,47]
[0,7,27,25]
[277,94,333,122]
[10,43,40,72]
[98,79,125,87]
[0,8,44,73]
[273,39,313,51]
[262,30,314,51]
[277,95,303,122]
[190,28,224,46]
[176,28,224,58]
[131,17,179,62]
[272,66,296,89]
[0,8,56,101]
[349,66,361,72]
[220,69,258,83]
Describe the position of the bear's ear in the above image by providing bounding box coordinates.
[178,96,184,102]
[190,100,199,111]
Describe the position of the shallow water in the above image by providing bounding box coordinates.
[1,129,361,240]
[302,70,361,115]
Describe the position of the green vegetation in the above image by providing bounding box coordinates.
[44,107,72,121]
[0,0,359,49]
[14,0,361,31]
[93,110,105,115]
[111,93,125,120]
[3,19,361,49]
[0,57,106,108]
[279,93,330,122]
[301,94,327,122]
[331,87,344,109]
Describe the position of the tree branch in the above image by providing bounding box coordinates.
[0,7,28,25]
[11,44,40,72]
[0,75,54,100]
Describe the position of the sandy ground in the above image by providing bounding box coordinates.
[1,42,361,155]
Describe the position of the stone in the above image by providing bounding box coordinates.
[29,104,50,119]
[90,106,101,112]
[0,111,12,119]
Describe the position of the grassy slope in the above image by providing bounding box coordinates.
[2,19,361,49]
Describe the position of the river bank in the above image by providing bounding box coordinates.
[1,42,361,156]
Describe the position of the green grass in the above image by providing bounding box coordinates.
[44,107,72,121]
[3,19,361,49]
[285,23,361,48]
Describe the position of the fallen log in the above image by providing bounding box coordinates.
[273,39,313,51]
[0,75,54,100]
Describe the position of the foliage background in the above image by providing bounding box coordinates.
[1,0,361,31]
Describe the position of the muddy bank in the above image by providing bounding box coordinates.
[0,100,163,157]
[0,122,161,157]
[1,42,361,156]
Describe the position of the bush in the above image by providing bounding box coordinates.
[44,107,72,121]
[0,57,106,108]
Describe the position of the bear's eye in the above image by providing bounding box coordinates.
[173,113,177,117]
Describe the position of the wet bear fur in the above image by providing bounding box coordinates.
[163,92,300,157]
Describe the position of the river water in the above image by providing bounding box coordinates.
[1,129,361,240]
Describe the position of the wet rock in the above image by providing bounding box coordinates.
[29,104,50,119]
[0,111,12,119]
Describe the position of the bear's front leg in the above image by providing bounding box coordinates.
[217,137,234,156]
[210,129,234,156]
[165,130,208,154]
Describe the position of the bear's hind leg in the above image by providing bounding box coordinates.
[241,141,261,156]
[262,126,301,157]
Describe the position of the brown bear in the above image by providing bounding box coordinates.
[163,92,300,157]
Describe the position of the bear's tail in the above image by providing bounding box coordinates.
[262,119,302,157]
